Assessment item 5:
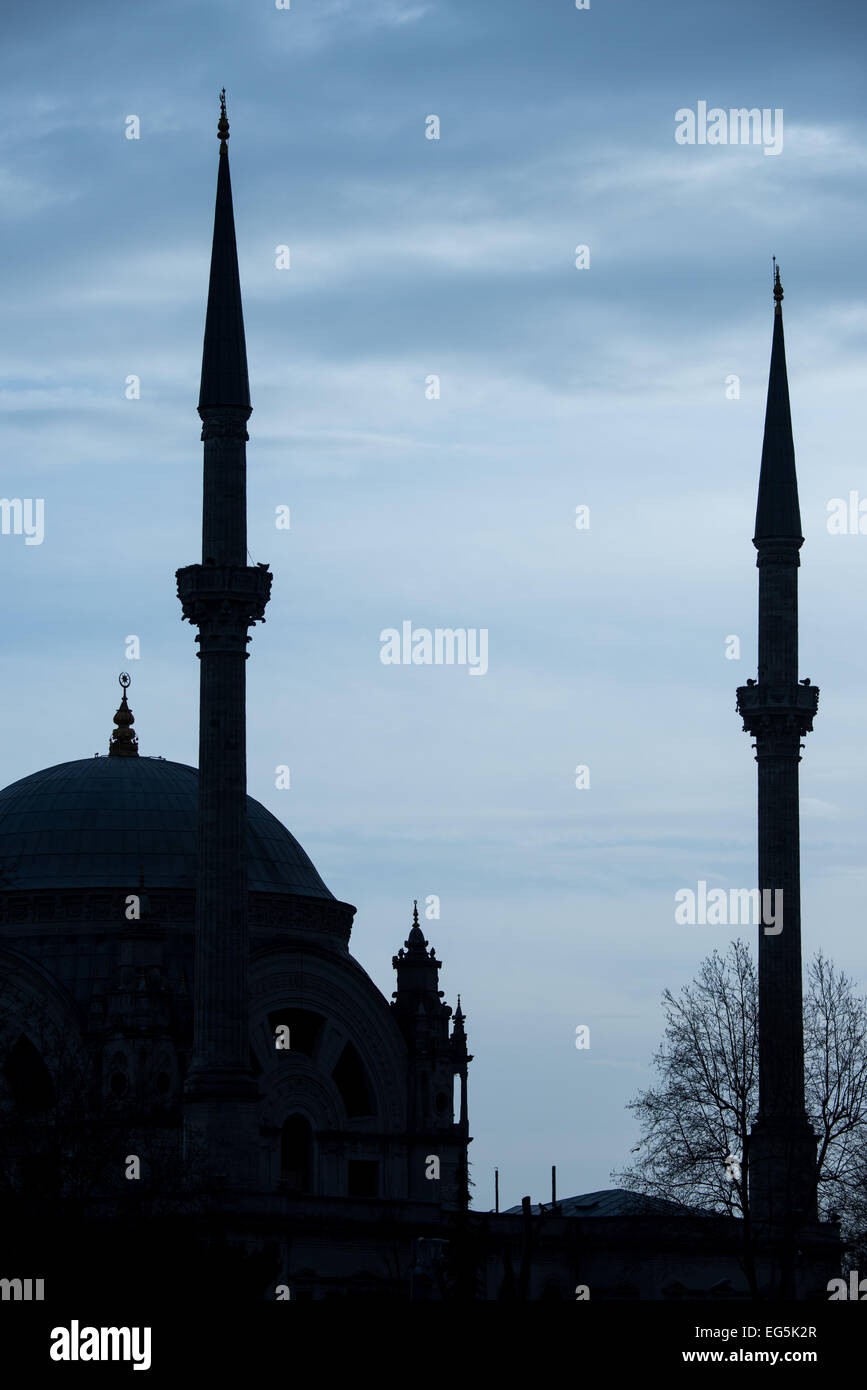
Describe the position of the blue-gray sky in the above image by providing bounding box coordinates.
[2,0,867,1210]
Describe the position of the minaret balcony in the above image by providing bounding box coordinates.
[176,563,272,629]
[736,681,819,738]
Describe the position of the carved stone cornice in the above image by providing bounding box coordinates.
[0,888,173,927]
[736,682,819,742]
[754,541,803,568]
[198,406,251,442]
[0,887,352,938]
[249,894,353,943]
[176,563,272,637]
[737,682,819,760]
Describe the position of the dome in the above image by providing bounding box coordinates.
[0,756,334,898]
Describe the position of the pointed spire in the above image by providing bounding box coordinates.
[392,900,443,1000]
[217,86,229,154]
[754,260,802,545]
[109,672,139,757]
[198,89,251,412]
[407,898,426,950]
[453,995,466,1035]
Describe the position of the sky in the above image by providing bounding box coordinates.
[2,0,867,1212]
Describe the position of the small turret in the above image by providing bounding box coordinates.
[392,900,446,1016]
[391,901,470,1208]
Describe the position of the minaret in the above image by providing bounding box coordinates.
[176,92,272,1184]
[736,264,818,1239]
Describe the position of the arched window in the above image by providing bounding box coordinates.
[332,1042,374,1118]
[280,1114,313,1192]
[3,1035,54,1113]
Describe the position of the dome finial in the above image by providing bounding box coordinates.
[412,898,419,926]
[109,671,139,758]
[218,87,229,154]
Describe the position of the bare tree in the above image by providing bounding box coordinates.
[613,942,867,1271]
[804,952,867,1266]
[613,940,757,1219]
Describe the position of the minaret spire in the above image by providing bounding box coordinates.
[217,86,229,154]
[754,260,802,551]
[176,94,272,1185]
[199,88,250,423]
[736,269,819,1286]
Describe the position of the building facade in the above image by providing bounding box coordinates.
[0,107,842,1301]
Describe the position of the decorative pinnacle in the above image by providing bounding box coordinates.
[218,88,229,153]
[773,256,783,312]
[405,899,427,950]
[109,672,139,758]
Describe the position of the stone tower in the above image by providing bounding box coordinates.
[391,902,473,1208]
[176,92,272,1184]
[736,266,819,1244]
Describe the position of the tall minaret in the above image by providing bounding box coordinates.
[176,92,272,1184]
[736,265,818,1238]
